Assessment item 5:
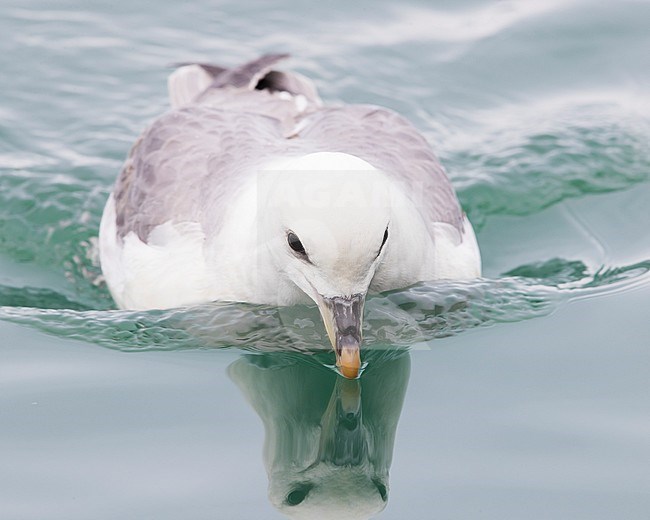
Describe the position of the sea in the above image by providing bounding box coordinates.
[1,0,649,518]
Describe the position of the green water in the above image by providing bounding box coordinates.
[1,1,649,518]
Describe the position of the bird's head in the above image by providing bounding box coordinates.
[262,152,392,378]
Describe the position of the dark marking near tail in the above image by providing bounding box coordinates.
[211,53,290,88]
[255,70,304,95]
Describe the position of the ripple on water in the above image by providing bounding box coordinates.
[444,96,650,229]
[1,256,648,358]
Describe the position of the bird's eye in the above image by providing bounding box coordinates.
[373,478,388,502]
[286,483,314,506]
[287,232,306,255]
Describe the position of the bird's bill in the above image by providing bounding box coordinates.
[318,293,365,379]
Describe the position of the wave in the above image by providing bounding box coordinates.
[0,168,112,309]
[1,257,647,354]
[442,96,650,229]
[0,278,555,353]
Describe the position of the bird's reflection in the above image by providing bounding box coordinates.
[229,350,410,519]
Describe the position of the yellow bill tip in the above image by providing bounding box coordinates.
[338,348,361,379]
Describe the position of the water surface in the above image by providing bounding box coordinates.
[1,0,649,518]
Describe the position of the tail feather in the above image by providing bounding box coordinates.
[167,53,321,109]
[212,53,290,89]
[172,62,227,78]
[167,64,213,109]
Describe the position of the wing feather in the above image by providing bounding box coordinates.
[296,106,464,231]
[113,107,289,241]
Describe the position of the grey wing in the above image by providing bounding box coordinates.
[296,105,464,232]
[113,106,286,242]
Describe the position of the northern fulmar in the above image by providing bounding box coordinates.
[99,54,481,378]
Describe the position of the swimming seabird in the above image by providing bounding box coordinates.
[99,54,481,378]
